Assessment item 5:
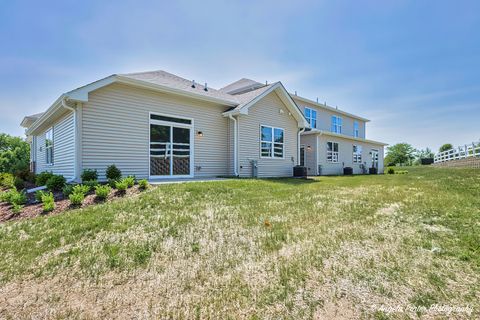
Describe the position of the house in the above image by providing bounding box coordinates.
[20,70,386,181]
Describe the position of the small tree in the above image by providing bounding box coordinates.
[385,143,416,166]
[0,133,30,174]
[439,143,453,153]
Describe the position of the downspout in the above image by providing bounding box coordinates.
[297,127,306,165]
[228,114,239,176]
[61,98,77,183]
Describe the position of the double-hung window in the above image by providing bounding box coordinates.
[45,127,54,165]
[354,121,359,138]
[353,145,362,163]
[327,142,339,163]
[304,107,317,129]
[261,125,284,158]
[331,116,342,134]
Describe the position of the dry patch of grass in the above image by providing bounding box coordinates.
[0,167,479,319]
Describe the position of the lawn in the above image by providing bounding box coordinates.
[0,167,478,319]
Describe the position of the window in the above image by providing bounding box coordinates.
[331,116,342,134]
[327,142,339,163]
[45,127,54,165]
[353,145,362,163]
[354,121,359,138]
[261,125,284,158]
[304,107,317,129]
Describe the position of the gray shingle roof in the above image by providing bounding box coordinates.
[120,70,239,104]
[219,78,264,95]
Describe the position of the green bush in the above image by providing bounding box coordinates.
[81,169,98,182]
[35,190,48,202]
[72,184,90,196]
[62,184,74,197]
[46,175,66,191]
[11,203,24,215]
[14,177,25,190]
[0,190,11,202]
[124,176,135,188]
[138,179,149,190]
[106,164,122,181]
[95,185,111,200]
[107,179,118,188]
[8,189,27,205]
[41,192,55,212]
[0,173,15,189]
[36,172,54,186]
[115,180,128,192]
[387,168,395,174]
[69,192,84,206]
[84,180,99,191]
[396,170,409,174]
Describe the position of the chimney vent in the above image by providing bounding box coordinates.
[191,80,196,88]
[204,82,208,91]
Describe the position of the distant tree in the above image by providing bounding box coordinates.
[413,148,435,165]
[385,143,416,166]
[0,133,30,174]
[439,143,453,153]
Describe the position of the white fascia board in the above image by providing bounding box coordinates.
[292,94,370,122]
[25,95,66,136]
[303,129,388,146]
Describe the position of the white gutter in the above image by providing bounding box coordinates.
[228,114,239,176]
[61,98,77,183]
[297,127,306,165]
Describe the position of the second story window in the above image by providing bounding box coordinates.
[304,107,317,128]
[354,121,359,138]
[331,116,342,134]
[45,127,54,165]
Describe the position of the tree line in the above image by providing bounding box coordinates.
[385,142,453,167]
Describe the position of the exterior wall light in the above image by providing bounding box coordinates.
[197,131,204,137]
[307,145,312,151]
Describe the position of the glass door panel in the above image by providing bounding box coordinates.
[172,127,190,175]
[150,124,171,176]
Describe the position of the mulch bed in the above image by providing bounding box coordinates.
[0,186,145,224]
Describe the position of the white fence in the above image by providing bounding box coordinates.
[434,141,480,163]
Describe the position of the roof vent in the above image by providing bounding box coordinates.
[191,80,196,88]
[265,80,268,85]
[316,97,319,103]
[295,91,297,96]
[204,82,208,91]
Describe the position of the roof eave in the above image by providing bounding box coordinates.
[304,129,388,146]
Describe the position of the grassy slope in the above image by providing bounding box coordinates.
[0,167,479,319]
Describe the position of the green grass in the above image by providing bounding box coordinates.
[0,166,478,319]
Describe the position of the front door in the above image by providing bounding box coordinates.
[371,149,379,168]
[150,114,193,178]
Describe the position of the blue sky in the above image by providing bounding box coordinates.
[1,0,479,151]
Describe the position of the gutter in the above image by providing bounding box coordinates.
[297,127,306,165]
[228,114,239,176]
[61,98,78,183]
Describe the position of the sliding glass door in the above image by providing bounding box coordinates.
[150,114,193,178]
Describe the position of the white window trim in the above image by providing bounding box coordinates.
[331,115,343,134]
[45,127,54,166]
[260,125,285,159]
[304,107,317,129]
[353,145,362,164]
[327,141,339,163]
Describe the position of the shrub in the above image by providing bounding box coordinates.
[14,177,25,190]
[108,179,117,188]
[46,175,66,192]
[81,169,98,182]
[35,190,48,202]
[9,189,27,205]
[396,170,409,174]
[106,164,122,181]
[387,168,395,174]
[124,176,135,188]
[72,184,90,196]
[69,192,84,206]
[36,171,54,186]
[0,190,11,203]
[115,180,128,192]
[62,184,75,197]
[84,180,99,191]
[41,192,55,212]
[15,168,35,183]
[0,173,15,189]
[95,185,111,200]
[138,179,149,190]
[11,203,24,215]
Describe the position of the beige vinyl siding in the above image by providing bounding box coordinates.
[300,134,318,175]
[82,83,231,180]
[316,135,384,175]
[293,98,366,139]
[237,91,298,177]
[34,111,75,179]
